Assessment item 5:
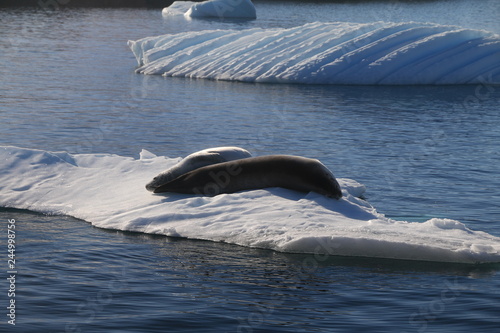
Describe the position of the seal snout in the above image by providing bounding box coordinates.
[320,182,342,200]
[145,177,160,192]
[328,189,343,200]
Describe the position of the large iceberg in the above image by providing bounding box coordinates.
[1,145,500,264]
[162,0,257,19]
[129,21,500,85]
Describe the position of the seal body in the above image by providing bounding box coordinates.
[145,147,251,192]
[153,155,342,200]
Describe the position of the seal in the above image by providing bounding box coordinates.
[145,146,251,192]
[153,155,342,199]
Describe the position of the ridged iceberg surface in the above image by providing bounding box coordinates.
[129,21,500,85]
[2,146,500,264]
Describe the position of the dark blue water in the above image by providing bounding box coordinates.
[1,1,500,332]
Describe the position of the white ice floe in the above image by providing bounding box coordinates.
[129,21,500,85]
[162,0,257,19]
[2,146,500,264]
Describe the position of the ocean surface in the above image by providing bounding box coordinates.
[1,0,500,332]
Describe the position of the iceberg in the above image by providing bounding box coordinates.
[161,1,194,16]
[129,21,500,85]
[162,0,257,19]
[1,145,500,264]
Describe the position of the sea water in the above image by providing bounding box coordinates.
[1,1,500,332]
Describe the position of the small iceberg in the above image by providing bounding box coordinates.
[162,0,257,19]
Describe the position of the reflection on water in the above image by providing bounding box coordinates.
[3,208,498,333]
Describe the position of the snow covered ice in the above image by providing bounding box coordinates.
[2,146,500,264]
[129,21,500,85]
[162,0,257,19]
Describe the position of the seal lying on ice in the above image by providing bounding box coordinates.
[153,155,342,200]
[145,146,251,192]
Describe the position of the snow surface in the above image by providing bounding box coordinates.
[2,146,500,264]
[129,21,500,85]
[162,0,257,19]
